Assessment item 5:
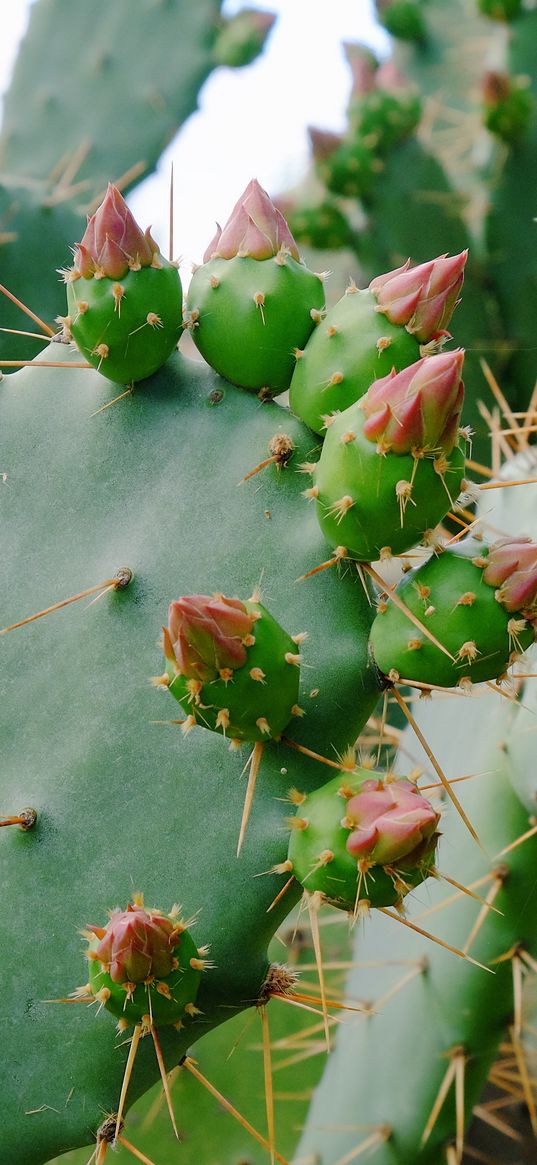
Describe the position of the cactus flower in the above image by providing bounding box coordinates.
[73,183,159,279]
[89,903,181,984]
[483,537,537,613]
[360,350,465,455]
[369,251,468,343]
[164,594,256,682]
[345,777,440,865]
[203,178,300,262]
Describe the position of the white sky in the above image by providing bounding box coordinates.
[0,1,389,284]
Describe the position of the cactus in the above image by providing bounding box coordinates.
[0,204,383,1160]
[3,5,537,1162]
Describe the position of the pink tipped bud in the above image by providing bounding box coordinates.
[308,126,344,162]
[165,594,256,682]
[360,350,465,455]
[73,184,159,279]
[375,59,413,93]
[203,178,300,262]
[369,251,468,342]
[483,537,537,613]
[343,42,378,96]
[345,777,439,866]
[89,904,180,984]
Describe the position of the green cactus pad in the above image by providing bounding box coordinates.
[310,404,466,561]
[87,921,202,1027]
[166,599,301,742]
[288,769,438,912]
[369,537,535,686]
[289,286,420,435]
[67,261,183,384]
[185,254,325,394]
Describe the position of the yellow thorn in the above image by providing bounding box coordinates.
[114,1024,143,1143]
[363,564,455,661]
[182,1057,290,1164]
[0,570,132,635]
[306,892,330,1053]
[391,687,485,853]
[378,909,493,972]
[150,1025,179,1139]
[237,741,264,857]
[90,386,134,416]
[0,282,55,335]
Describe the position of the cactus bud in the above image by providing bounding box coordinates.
[344,777,440,865]
[369,252,467,343]
[203,178,300,262]
[360,351,465,455]
[164,595,256,682]
[288,770,439,912]
[74,184,158,279]
[85,899,205,1026]
[89,902,180,984]
[163,594,301,744]
[483,537,537,613]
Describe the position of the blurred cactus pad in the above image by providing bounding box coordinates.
[1,3,537,1165]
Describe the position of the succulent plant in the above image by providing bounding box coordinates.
[3,3,537,1163]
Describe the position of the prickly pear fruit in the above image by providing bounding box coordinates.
[288,252,466,435]
[83,897,205,1027]
[369,535,537,688]
[64,184,183,385]
[482,71,534,143]
[162,592,301,742]
[307,351,466,561]
[311,133,382,200]
[347,62,422,154]
[184,179,325,395]
[213,8,276,68]
[287,770,440,912]
[376,0,428,42]
[477,0,523,19]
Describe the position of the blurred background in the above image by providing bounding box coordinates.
[0,0,389,281]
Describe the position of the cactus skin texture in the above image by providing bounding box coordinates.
[369,535,537,687]
[185,179,326,394]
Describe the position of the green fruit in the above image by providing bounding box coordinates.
[369,537,536,686]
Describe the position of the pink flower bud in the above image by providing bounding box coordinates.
[360,350,465,455]
[203,178,300,262]
[89,904,180,984]
[164,594,256,682]
[343,42,378,96]
[73,184,159,279]
[369,251,468,343]
[483,537,537,613]
[308,126,344,162]
[345,777,439,866]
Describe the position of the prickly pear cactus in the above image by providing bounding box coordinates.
[0,188,382,1165]
[4,79,537,1160]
